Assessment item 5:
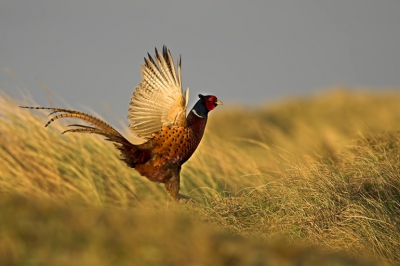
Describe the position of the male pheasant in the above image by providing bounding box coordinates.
[21,46,222,201]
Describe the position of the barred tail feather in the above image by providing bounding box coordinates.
[62,126,129,145]
[20,106,151,168]
[20,106,121,136]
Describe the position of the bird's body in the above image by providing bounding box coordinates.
[22,46,222,201]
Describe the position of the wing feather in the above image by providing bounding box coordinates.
[128,46,189,138]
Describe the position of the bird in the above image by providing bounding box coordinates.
[21,46,222,201]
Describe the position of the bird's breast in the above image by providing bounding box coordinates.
[135,119,207,183]
[152,125,199,167]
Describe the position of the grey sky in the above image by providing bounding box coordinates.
[1,1,400,122]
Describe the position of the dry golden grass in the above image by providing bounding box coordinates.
[1,89,399,265]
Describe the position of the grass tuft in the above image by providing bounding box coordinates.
[1,89,399,265]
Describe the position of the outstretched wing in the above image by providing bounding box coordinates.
[127,46,189,139]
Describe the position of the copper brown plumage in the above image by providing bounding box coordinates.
[21,46,222,201]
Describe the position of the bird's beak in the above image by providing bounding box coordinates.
[216,100,223,105]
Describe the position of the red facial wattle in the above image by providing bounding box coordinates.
[206,101,216,111]
[205,96,217,111]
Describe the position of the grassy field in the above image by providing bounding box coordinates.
[1,89,399,265]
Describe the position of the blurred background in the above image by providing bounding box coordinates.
[1,1,400,120]
[1,3,400,264]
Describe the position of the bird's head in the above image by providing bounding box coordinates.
[198,94,223,111]
[191,94,223,118]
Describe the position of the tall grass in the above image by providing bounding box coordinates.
[0,89,399,265]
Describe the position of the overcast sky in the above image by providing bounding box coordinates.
[1,1,400,121]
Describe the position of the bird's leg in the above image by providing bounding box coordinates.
[165,175,181,201]
[178,193,191,200]
[178,193,194,203]
[164,174,193,202]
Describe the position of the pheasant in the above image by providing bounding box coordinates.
[21,46,222,201]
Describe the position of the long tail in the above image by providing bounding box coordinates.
[20,106,151,167]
